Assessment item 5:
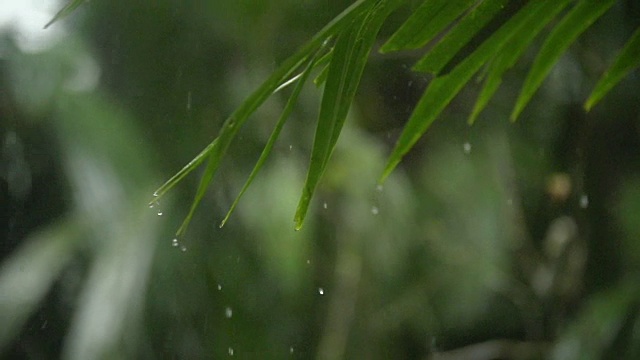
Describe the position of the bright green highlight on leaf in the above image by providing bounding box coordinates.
[585,26,640,111]
[412,0,508,75]
[380,0,476,53]
[380,1,569,184]
[220,48,324,228]
[510,0,617,121]
[45,0,85,29]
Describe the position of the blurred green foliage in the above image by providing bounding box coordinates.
[1,0,640,359]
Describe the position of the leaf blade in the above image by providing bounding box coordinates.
[585,26,640,111]
[219,48,322,228]
[511,0,617,121]
[294,0,400,230]
[44,0,85,29]
[413,0,509,75]
[380,0,570,184]
[380,0,476,53]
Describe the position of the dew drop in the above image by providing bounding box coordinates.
[371,206,379,215]
[225,307,233,318]
[228,347,234,356]
[318,288,324,295]
[171,238,179,247]
[579,194,589,208]
[463,142,472,154]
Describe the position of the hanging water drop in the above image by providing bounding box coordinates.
[225,307,233,318]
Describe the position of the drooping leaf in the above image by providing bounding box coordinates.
[511,0,617,121]
[220,47,324,228]
[585,26,640,111]
[413,0,509,75]
[380,1,569,184]
[380,0,476,53]
[468,0,573,124]
[168,0,374,235]
[294,0,401,230]
[150,139,217,205]
[44,0,86,29]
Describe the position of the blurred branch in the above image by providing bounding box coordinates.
[429,339,550,360]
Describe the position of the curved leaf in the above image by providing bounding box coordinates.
[294,0,401,230]
[380,0,476,53]
[413,0,509,75]
[585,26,640,111]
[511,0,617,121]
[163,0,375,235]
[469,0,572,124]
[220,48,323,228]
[380,0,569,184]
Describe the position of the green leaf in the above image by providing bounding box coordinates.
[380,1,569,184]
[468,0,573,124]
[294,0,400,230]
[44,0,86,29]
[219,48,322,228]
[413,0,509,75]
[585,26,640,111]
[380,0,476,53]
[511,0,617,121]
[149,139,217,205]
[167,0,375,236]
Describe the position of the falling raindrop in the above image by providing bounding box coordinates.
[225,307,233,318]
[171,238,179,247]
[579,194,589,208]
[306,259,311,265]
[289,347,294,354]
[217,284,223,291]
[371,206,379,215]
[323,202,328,209]
[289,144,293,151]
[180,245,187,252]
[157,211,163,216]
[228,348,234,356]
[318,288,324,295]
[507,198,513,206]
[187,91,192,110]
[463,142,472,154]
[376,184,384,192]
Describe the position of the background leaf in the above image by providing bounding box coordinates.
[45,0,86,29]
